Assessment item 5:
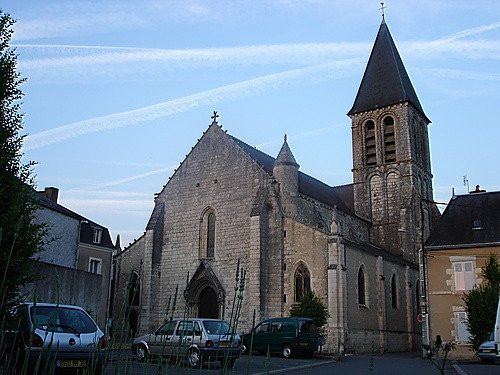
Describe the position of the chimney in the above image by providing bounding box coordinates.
[44,187,59,203]
[470,185,486,194]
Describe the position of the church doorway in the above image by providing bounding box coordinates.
[198,286,219,318]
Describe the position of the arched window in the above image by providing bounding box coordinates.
[391,274,398,309]
[200,208,216,258]
[383,116,396,162]
[364,120,376,166]
[358,266,366,306]
[294,263,311,302]
[415,279,421,313]
[207,212,215,257]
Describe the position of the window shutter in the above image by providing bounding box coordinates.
[464,262,475,290]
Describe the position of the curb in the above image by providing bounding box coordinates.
[251,359,337,375]
[452,363,468,375]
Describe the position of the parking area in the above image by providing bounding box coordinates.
[105,351,336,374]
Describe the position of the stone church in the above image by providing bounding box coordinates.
[112,19,440,353]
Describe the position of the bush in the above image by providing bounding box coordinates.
[463,254,500,351]
[289,290,329,329]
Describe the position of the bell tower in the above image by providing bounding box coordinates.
[348,19,434,262]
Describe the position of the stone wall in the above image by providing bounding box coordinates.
[23,261,102,326]
[152,124,280,333]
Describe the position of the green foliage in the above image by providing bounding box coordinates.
[0,10,44,317]
[463,254,500,351]
[289,290,329,329]
[422,335,455,375]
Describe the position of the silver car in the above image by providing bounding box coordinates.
[4,303,107,373]
[477,332,498,363]
[132,318,241,368]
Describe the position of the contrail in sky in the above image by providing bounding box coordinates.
[23,58,363,151]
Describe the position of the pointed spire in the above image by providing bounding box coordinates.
[348,20,428,121]
[274,134,299,167]
[115,234,121,251]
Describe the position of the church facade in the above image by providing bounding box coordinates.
[112,20,439,353]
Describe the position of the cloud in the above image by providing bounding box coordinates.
[23,59,364,151]
[419,68,500,81]
[72,167,176,191]
[14,20,500,81]
[256,123,346,149]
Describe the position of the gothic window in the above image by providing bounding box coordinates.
[391,273,398,309]
[358,266,367,306]
[200,208,216,258]
[383,116,396,162]
[294,263,311,302]
[207,212,215,257]
[364,120,376,166]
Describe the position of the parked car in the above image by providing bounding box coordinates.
[241,317,320,358]
[132,318,241,368]
[3,303,107,374]
[478,332,498,363]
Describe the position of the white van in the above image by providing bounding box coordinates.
[494,296,500,359]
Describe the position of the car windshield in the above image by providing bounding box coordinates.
[489,332,495,341]
[30,306,97,334]
[202,320,231,335]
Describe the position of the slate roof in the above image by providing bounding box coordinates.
[347,20,428,121]
[275,137,299,167]
[35,191,115,250]
[230,136,354,215]
[425,191,500,249]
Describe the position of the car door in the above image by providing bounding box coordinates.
[252,322,270,353]
[171,321,196,357]
[150,320,177,356]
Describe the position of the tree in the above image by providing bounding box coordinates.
[289,290,329,330]
[0,10,44,318]
[463,254,500,351]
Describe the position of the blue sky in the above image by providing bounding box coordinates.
[6,0,500,247]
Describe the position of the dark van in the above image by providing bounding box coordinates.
[241,317,319,358]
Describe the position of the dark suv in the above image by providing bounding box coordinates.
[241,317,320,358]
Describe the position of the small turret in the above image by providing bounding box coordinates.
[273,135,299,216]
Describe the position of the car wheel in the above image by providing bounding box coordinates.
[282,344,293,358]
[187,349,201,368]
[241,344,249,354]
[137,344,148,362]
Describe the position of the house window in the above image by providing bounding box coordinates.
[88,257,102,275]
[453,261,475,291]
[358,265,367,306]
[391,274,398,309]
[294,263,311,302]
[383,116,396,162]
[454,311,471,342]
[93,228,102,244]
[364,120,376,166]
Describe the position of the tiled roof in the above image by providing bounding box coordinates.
[230,136,354,215]
[425,191,500,249]
[347,20,428,121]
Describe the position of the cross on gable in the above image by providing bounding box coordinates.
[211,111,219,125]
[380,2,387,19]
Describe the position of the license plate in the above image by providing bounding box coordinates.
[219,341,229,347]
[300,343,309,347]
[482,349,493,353]
[57,359,87,368]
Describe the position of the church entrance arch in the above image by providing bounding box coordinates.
[185,261,225,319]
[198,286,219,318]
